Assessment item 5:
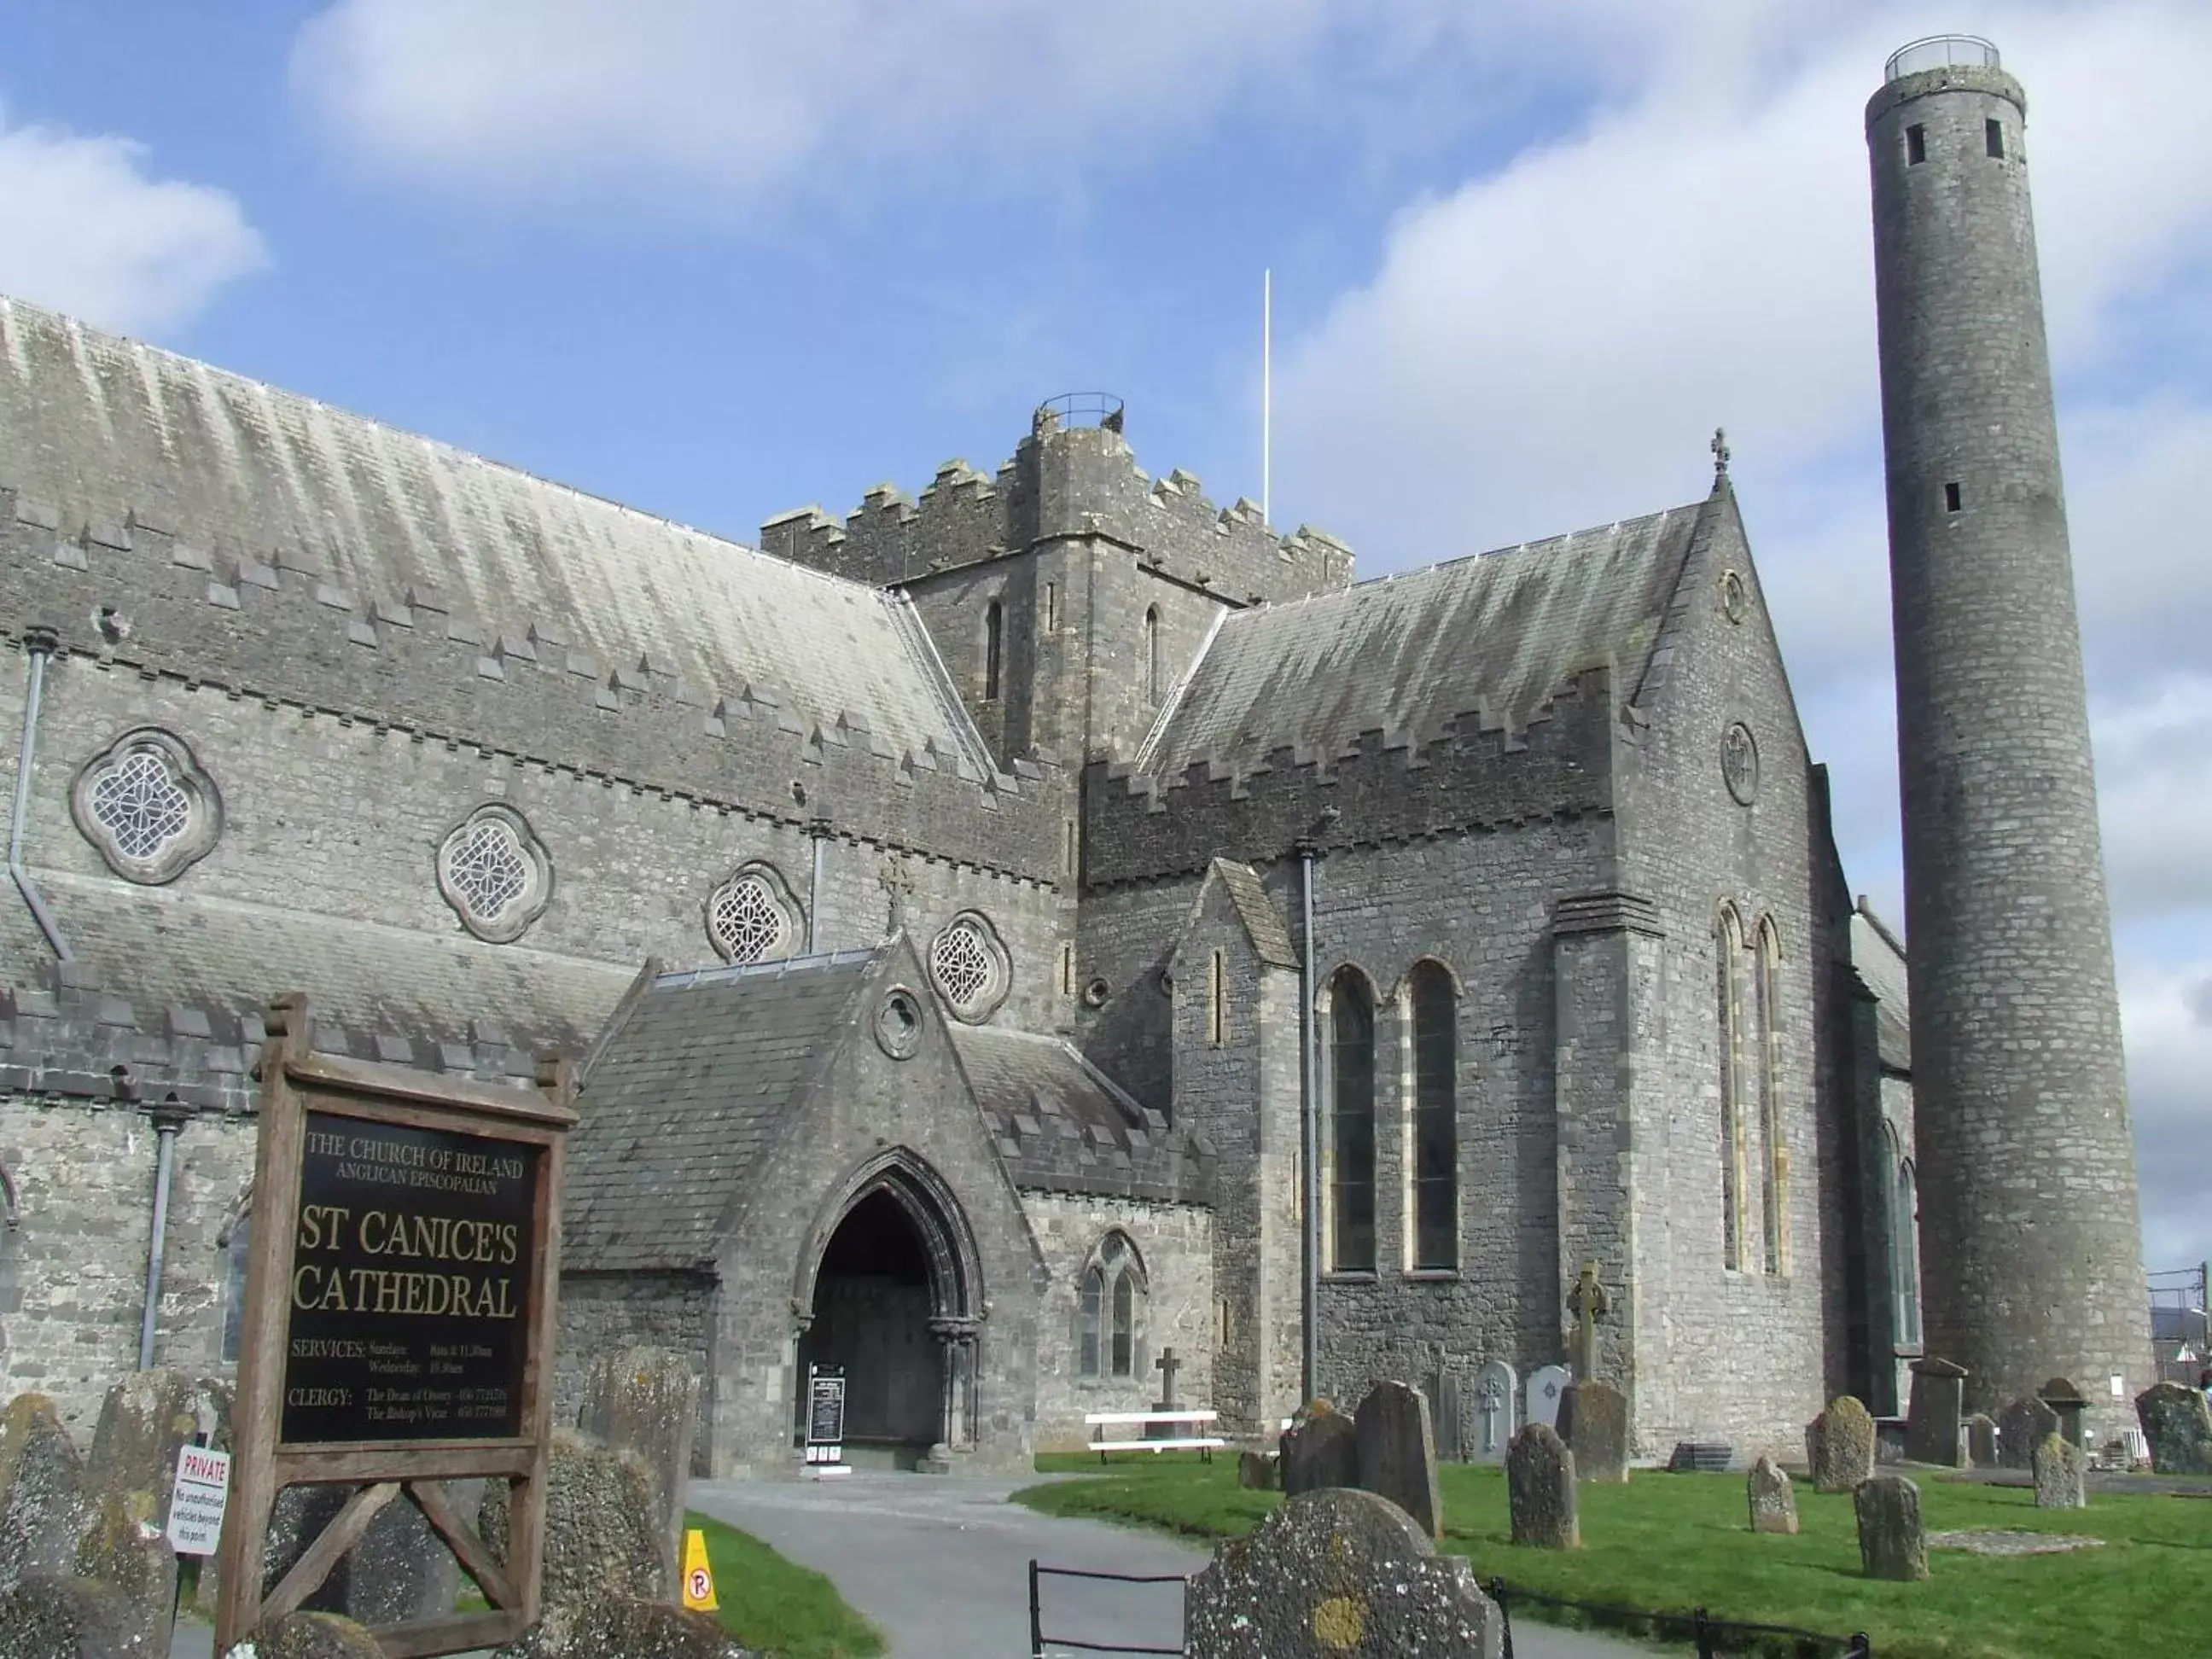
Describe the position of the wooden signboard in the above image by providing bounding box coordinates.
[212,993,578,1658]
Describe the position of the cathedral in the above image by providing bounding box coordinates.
[0,39,2151,1477]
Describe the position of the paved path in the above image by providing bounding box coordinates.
[690,1470,1654,1659]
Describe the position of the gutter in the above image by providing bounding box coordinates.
[9,626,73,963]
[135,1085,189,1371]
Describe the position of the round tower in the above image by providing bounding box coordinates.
[1866,37,2150,1427]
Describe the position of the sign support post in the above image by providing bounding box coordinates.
[212,993,577,1658]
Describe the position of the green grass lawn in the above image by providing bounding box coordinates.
[1017,1455,2212,1659]
[684,1512,885,1659]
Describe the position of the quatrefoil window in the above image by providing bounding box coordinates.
[928,911,1010,1025]
[71,729,222,885]
[706,863,803,963]
[436,804,553,943]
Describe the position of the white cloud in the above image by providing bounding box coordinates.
[0,108,265,336]
[2123,959,2212,1271]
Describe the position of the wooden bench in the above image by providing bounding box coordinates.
[1085,1409,1225,1463]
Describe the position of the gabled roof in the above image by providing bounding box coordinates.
[565,947,880,1273]
[1140,498,1709,777]
[0,294,997,782]
[1209,859,1297,969]
[1852,899,1911,1074]
[950,1026,1212,1205]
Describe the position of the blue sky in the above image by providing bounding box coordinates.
[4,0,2209,1273]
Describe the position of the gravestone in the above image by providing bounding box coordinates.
[1566,1262,1611,1382]
[1904,1358,1967,1466]
[244,1610,389,1659]
[1353,1381,1442,1538]
[1557,1382,1628,1484]
[483,1430,663,1611]
[2135,1382,2212,1476]
[73,1493,179,1657]
[1996,1394,2058,1471]
[1813,1397,1875,1493]
[0,1573,138,1659]
[2038,1377,2087,1449]
[256,1481,467,1625]
[2032,1432,2087,1510]
[1852,1475,1929,1581]
[1965,1414,1997,1469]
[0,1392,84,1591]
[1185,1487,1502,1659]
[1237,1450,1278,1491]
[501,1594,758,1659]
[1803,1414,1825,1474]
[1279,1408,1359,1498]
[1433,1368,1466,1463]
[1525,1365,1570,1434]
[1470,1361,1518,1464]
[85,1371,231,1534]
[1745,1454,1798,1534]
[578,1345,699,1599]
[1505,1423,1579,1549]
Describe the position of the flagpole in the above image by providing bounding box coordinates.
[1261,269,1272,525]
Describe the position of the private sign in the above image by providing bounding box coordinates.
[166,1444,231,1557]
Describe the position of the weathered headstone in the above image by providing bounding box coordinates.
[1237,1450,1278,1491]
[0,1572,139,1659]
[499,1594,759,1659]
[1746,1454,1799,1534]
[2038,1377,2087,1449]
[1903,1358,1966,1466]
[238,1610,387,1659]
[1803,1414,1825,1475]
[1524,1365,1569,1434]
[1566,1262,1611,1382]
[253,1481,468,1625]
[2135,1382,2212,1476]
[84,1371,231,1534]
[1470,1361,1518,1464]
[1852,1475,1929,1581]
[1813,1397,1875,1493]
[0,1392,84,1591]
[483,1430,663,1611]
[1353,1381,1442,1538]
[73,1493,178,1656]
[1995,1394,2058,1471]
[1185,1487,1503,1659]
[1965,1414,1997,1469]
[1505,1423,1579,1550]
[1432,1367,1465,1463]
[1279,1407,1359,1498]
[2032,1432,2087,1510]
[1557,1381,1628,1484]
[578,1345,699,1599]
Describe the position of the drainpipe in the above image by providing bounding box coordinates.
[137,1091,190,1371]
[1297,837,1321,1407]
[807,814,831,952]
[9,626,73,963]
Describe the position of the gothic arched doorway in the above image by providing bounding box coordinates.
[795,1155,982,1465]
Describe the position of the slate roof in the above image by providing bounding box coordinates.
[0,294,996,782]
[950,1026,1213,1206]
[16,871,626,1054]
[565,949,879,1274]
[1211,859,1296,969]
[1852,900,1912,1074]
[1140,500,1709,777]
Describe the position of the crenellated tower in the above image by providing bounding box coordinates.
[1866,36,2151,1425]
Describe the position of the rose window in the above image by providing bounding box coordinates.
[90,750,192,864]
[928,913,1010,1023]
[445,820,529,922]
[435,804,553,943]
[708,872,794,963]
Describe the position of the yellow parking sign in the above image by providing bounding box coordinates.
[682,1527,719,1611]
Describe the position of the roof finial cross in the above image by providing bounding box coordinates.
[1711,427,1732,480]
[880,851,915,933]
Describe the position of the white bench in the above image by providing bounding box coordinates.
[1085,1409,1226,1463]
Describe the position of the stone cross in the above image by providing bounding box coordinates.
[1712,426,1732,478]
[1566,1260,1610,1382]
[1478,1374,1505,1455]
[879,853,914,931]
[1155,1346,1181,1411]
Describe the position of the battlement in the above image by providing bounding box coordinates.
[0,492,1062,884]
[761,405,1356,606]
[1081,668,1617,886]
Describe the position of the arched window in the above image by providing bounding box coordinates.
[1756,917,1787,1275]
[1715,905,1748,1271]
[1408,963,1458,1272]
[1893,1152,1923,1349]
[1111,1272,1135,1377]
[1144,607,1161,701]
[1076,1232,1146,1380]
[1207,949,1227,1047]
[1079,1266,1103,1377]
[1328,969,1377,1273]
[983,601,1004,701]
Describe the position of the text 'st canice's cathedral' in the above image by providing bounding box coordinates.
[0,34,2148,1474]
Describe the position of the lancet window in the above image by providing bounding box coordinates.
[1408,962,1458,1272]
[1327,969,1377,1274]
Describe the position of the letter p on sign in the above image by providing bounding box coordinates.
[682,1527,719,1611]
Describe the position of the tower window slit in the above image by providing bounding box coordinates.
[1906,124,1926,165]
[1986,119,2005,159]
[983,600,1003,701]
[1944,481,1963,513]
